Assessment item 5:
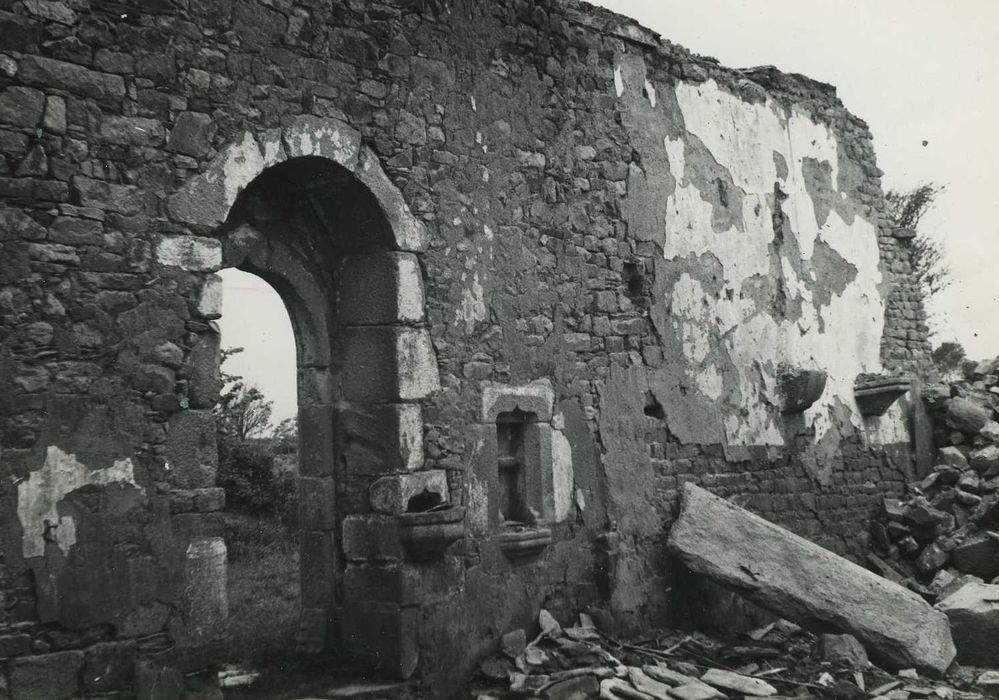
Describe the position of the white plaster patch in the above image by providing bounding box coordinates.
[644,78,657,108]
[551,421,574,522]
[197,274,223,318]
[456,271,487,334]
[613,65,625,98]
[695,365,724,401]
[157,235,222,272]
[866,395,912,445]
[396,328,441,400]
[17,446,145,559]
[658,78,892,447]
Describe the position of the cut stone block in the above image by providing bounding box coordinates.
[950,532,999,579]
[481,380,555,422]
[339,252,425,325]
[342,514,403,562]
[156,234,222,272]
[300,530,336,608]
[937,582,999,666]
[298,477,336,530]
[339,602,418,679]
[369,470,449,515]
[337,403,423,474]
[667,483,956,675]
[343,326,440,402]
[298,404,334,477]
[183,537,227,647]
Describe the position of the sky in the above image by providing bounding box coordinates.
[219,1,999,427]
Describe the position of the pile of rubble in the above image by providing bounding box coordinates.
[471,483,999,699]
[472,610,999,700]
[866,365,999,600]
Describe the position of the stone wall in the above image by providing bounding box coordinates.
[0,0,931,696]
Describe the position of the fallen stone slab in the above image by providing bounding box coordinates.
[701,668,777,696]
[667,484,956,675]
[936,582,999,666]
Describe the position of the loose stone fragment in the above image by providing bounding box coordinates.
[936,582,999,666]
[668,484,956,674]
[700,668,777,696]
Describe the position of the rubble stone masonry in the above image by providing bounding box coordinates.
[0,0,931,696]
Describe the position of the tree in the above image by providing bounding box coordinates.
[215,347,274,442]
[885,184,950,301]
[931,341,966,380]
[271,416,298,454]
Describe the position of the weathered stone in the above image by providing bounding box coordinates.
[8,651,84,700]
[937,582,999,666]
[369,470,449,515]
[916,542,950,575]
[337,403,423,474]
[542,673,601,700]
[83,641,136,692]
[815,633,870,667]
[970,445,999,474]
[339,252,425,325]
[627,667,672,699]
[947,397,991,434]
[156,235,222,272]
[937,447,968,470]
[339,603,418,679]
[100,115,164,146]
[135,660,184,700]
[342,514,403,561]
[667,682,724,700]
[950,533,999,579]
[667,484,956,674]
[939,574,984,601]
[168,111,215,156]
[182,537,227,647]
[0,86,45,128]
[342,326,440,402]
[701,668,777,696]
[165,410,217,488]
[18,55,126,100]
[72,175,143,215]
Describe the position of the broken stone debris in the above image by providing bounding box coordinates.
[936,582,999,666]
[667,483,956,675]
[472,608,993,700]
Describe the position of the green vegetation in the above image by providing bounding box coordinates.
[215,348,300,667]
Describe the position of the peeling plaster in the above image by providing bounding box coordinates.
[17,446,145,558]
[456,271,487,334]
[607,63,898,463]
[613,65,624,97]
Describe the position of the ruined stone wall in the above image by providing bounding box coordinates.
[0,0,931,696]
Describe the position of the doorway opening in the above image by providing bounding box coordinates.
[216,268,299,671]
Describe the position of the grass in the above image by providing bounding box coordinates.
[224,510,300,668]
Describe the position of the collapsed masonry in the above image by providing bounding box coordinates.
[0,0,933,697]
[864,359,999,667]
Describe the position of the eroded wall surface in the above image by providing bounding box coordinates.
[0,0,931,696]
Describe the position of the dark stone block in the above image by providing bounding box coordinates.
[83,640,137,692]
[165,410,217,488]
[0,86,46,128]
[17,55,126,101]
[8,651,84,700]
[168,111,214,157]
[339,603,418,680]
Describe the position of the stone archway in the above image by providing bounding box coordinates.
[164,118,444,677]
